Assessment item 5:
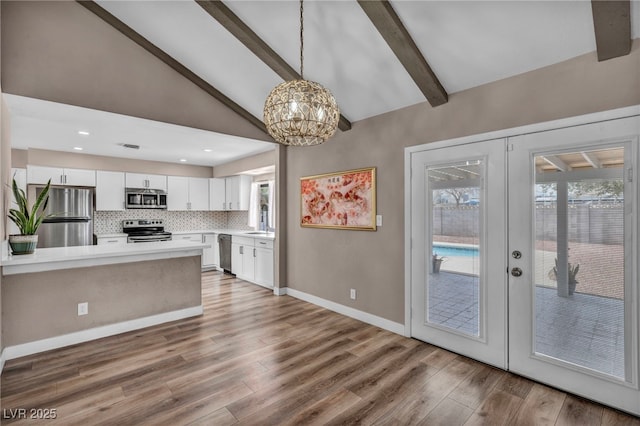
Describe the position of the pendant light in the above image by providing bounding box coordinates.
[263,0,340,146]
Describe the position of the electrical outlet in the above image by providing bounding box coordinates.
[350,289,356,300]
[376,215,383,226]
[78,302,88,316]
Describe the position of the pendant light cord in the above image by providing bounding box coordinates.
[299,0,304,79]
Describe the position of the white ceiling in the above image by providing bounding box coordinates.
[6,1,640,166]
[6,94,275,167]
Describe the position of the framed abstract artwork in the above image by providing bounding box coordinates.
[300,167,376,230]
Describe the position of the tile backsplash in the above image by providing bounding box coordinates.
[227,211,251,231]
[94,210,251,234]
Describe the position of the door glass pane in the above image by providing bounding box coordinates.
[427,160,482,337]
[534,147,625,379]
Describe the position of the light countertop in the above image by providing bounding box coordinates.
[1,240,210,275]
[169,229,275,240]
[95,229,275,241]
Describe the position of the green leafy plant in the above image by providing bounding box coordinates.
[8,178,52,235]
[548,258,580,292]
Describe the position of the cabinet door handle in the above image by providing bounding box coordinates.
[253,248,256,257]
[259,241,267,245]
[240,246,243,255]
[60,175,64,184]
[107,240,118,243]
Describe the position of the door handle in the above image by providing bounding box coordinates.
[511,267,523,277]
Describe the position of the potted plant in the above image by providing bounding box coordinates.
[7,178,51,255]
[548,258,580,295]
[432,253,446,273]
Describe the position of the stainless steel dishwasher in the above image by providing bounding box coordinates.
[218,234,232,273]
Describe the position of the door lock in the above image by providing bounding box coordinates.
[512,250,522,259]
[511,267,523,277]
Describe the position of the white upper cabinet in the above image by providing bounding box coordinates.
[225,175,252,211]
[125,172,167,191]
[96,171,125,211]
[167,176,209,211]
[189,177,210,210]
[65,168,97,186]
[27,165,96,186]
[167,176,189,211]
[209,178,226,211]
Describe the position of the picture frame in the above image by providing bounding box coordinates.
[300,167,376,231]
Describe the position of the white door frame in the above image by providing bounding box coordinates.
[409,140,508,368]
[405,105,640,413]
[507,122,639,414]
[404,104,640,337]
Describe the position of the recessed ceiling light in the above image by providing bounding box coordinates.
[73,147,83,151]
[179,158,187,162]
[203,149,212,152]
[77,130,90,136]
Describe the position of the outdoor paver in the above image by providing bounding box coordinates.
[426,271,624,378]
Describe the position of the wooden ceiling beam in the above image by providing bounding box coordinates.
[358,0,448,107]
[76,0,269,135]
[591,0,631,61]
[582,152,602,168]
[542,155,572,172]
[196,0,352,132]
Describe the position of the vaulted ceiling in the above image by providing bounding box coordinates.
[85,0,638,127]
[3,1,638,166]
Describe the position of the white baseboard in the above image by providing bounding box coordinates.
[0,349,5,375]
[2,305,203,361]
[273,287,287,296]
[284,288,404,335]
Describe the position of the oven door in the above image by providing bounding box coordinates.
[127,234,172,243]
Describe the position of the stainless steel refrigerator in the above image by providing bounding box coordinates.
[33,186,94,248]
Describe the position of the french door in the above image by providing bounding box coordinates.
[408,115,640,414]
[508,117,639,414]
[409,139,507,368]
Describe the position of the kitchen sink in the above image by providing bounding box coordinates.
[245,231,272,235]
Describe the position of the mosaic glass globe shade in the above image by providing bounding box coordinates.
[263,79,340,146]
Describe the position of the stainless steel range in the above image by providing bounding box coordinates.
[123,219,172,243]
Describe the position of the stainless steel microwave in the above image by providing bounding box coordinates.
[125,188,167,209]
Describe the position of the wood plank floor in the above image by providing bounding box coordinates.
[2,271,639,425]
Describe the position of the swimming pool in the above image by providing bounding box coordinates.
[433,244,479,258]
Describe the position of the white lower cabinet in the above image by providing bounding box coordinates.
[254,242,274,288]
[96,236,127,245]
[175,233,203,243]
[202,233,219,270]
[231,236,273,288]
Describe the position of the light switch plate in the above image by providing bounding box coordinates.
[376,215,382,226]
[78,302,88,316]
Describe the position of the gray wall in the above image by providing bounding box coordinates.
[0,1,270,142]
[286,41,640,324]
[2,257,201,347]
[16,148,214,178]
[2,0,638,328]
[0,0,6,362]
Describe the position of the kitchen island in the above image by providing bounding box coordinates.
[1,240,209,360]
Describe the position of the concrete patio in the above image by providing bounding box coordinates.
[427,271,625,379]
